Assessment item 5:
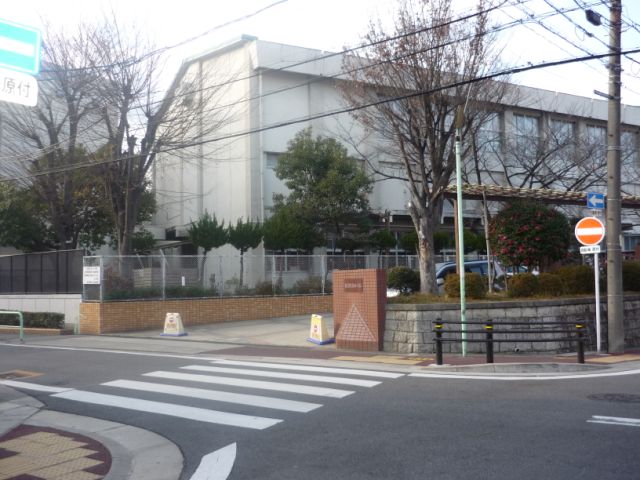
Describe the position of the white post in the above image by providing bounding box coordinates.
[594,252,601,353]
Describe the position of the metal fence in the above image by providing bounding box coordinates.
[0,249,84,294]
[82,253,485,302]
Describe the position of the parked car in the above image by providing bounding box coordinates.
[435,260,505,291]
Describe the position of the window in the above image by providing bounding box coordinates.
[586,125,606,146]
[550,119,574,144]
[514,113,539,139]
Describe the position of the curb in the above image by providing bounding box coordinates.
[0,387,183,480]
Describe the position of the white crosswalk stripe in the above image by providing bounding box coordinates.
[51,390,282,430]
[9,360,403,431]
[102,379,322,412]
[181,364,382,387]
[210,359,404,378]
[144,370,355,398]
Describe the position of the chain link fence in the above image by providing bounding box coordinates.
[82,253,485,301]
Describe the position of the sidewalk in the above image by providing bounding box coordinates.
[1,314,640,480]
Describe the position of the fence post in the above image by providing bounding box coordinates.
[99,256,104,302]
[576,323,585,364]
[160,252,166,300]
[485,320,494,364]
[434,319,444,366]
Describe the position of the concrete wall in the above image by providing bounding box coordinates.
[385,296,640,354]
[0,294,81,329]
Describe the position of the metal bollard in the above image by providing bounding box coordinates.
[576,323,585,364]
[434,320,444,366]
[485,320,494,364]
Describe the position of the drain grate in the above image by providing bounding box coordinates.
[0,370,40,380]
[588,393,640,403]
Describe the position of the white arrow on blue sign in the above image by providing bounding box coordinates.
[0,19,41,75]
[587,192,605,210]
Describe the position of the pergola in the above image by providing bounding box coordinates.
[444,183,640,209]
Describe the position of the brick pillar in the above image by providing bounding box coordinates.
[333,269,386,351]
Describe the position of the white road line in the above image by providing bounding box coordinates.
[588,415,640,427]
[409,368,640,381]
[51,390,282,430]
[144,371,354,398]
[182,365,381,387]
[212,359,404,378]
[190,443,237,480]
[103,380,322,413]
[0,380,70,394]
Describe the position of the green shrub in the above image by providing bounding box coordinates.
[387,266,420,294]
[105,287,162,301]
[537,273,562,297]
[507,273,540,298]
[553,264,594,294]
[166,286,218,298]
[444,273,487,299]
[254,280,285,296]
[289,276,327,294]
[622,261,640,291]
[0,311,64,329]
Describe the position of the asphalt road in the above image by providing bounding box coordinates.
[1,343,639,479]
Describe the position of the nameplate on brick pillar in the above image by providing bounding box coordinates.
[333,269,386,351]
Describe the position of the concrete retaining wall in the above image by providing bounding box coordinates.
[0,294,82,329]
[385,296,640,354]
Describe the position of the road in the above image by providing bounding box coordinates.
[1,342,639,479]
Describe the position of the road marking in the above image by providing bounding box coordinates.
[409,368,640,381]
[588,415,640,427]
[212,359,404,378]
[51,390,282,430]
[0,380,70,393]
[144,371,354,398]
[190,442,236,480]
[103,379,322,413]
[182,365,381,387]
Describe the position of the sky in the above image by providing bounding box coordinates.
[2,0,640,105]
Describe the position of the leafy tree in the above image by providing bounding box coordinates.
[228,218,263,287]
[400,231,418,254]
[187,212,228,283]
[0,184,53,252]
[131,229,156,255]
[340,0,509,293]
[274,128,372,242]
[263,206,324,252]
[370,229,397,254]
[489,201,570,271]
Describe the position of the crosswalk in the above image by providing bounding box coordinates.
[3,359,404,431]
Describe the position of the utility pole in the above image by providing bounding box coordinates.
[606,0,624,353]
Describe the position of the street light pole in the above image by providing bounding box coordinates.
[606,0,624,353]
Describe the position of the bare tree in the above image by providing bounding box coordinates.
[1,23,107,249]
[340,0,510,293]
[83,17,235,256]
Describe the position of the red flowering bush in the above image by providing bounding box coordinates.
[489,201,570,271]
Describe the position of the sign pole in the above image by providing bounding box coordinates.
[594,252,601,352]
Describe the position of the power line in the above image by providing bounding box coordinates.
[5,46,640,184]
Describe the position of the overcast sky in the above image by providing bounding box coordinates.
[3,0,640,105]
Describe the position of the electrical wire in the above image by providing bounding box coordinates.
[4,45,639,185]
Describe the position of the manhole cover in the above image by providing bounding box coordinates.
[588,393,640,403]
[0,370,40,380]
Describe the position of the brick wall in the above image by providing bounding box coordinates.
[79,295,333,334]
[333,269,386,351]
